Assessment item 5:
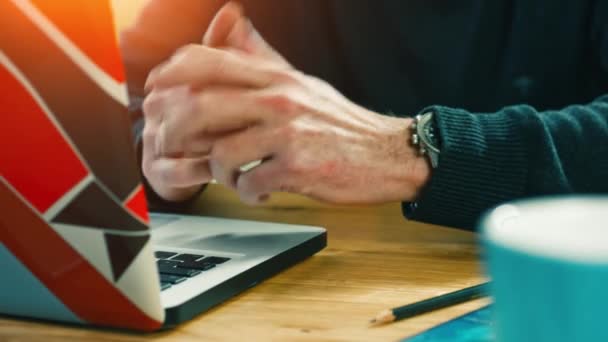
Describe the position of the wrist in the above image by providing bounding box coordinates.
[402,118,432,199]
[379,116,432,202]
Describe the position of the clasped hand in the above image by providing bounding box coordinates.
[142,2,430,205]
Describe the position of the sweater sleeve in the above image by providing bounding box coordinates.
[406,1,608,231]
[405,96,608,230]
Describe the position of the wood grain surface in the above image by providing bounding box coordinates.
[0,185,489,341]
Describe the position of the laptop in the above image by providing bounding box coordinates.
[0,0,326,331]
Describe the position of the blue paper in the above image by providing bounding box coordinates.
[402,305,493,342]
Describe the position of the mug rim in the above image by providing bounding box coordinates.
[479,195,608,264]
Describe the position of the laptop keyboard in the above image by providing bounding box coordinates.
[155,251,231,291]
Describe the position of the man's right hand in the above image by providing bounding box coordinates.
[141,2,287,201]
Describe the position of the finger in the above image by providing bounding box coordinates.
[142,85,191,128]
[142,124,212,189]
[143,86,231,158]
[208,125,278,188]
[235,158,297,205]
[141,120,158,172]
[158,88,276,157]
[148,157,212,189]
[144,60,169,94]
[178,131,235,158]
[142,120,210,189]
[145,45,274,91]
[141,87,166,126]
[202,1,288,67]
[203,1,243,47]
[142,86,194,159]
[164,126,252,159]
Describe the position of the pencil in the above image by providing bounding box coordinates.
[370,282,489,325]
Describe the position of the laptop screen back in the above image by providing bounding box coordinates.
[0,0,163,330]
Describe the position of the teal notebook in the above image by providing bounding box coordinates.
[402,305,493,342]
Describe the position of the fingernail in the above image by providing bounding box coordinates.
[228,1,244,15]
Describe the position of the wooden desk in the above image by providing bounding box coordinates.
[0,185,488,341]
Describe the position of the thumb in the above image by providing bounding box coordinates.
[202,2,242,48]
[203,2,289,66]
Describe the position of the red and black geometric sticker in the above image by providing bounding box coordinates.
[28,0,126,83]
[104,233,150,282]
[52,181,148,231]
[0,180,160,331]
[125,186,150,224]
[0,0,161,331]
[0,65,88,214]
[0,0,140,201]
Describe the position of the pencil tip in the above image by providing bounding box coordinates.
[369,319,377,324]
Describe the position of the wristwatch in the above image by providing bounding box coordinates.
[411,112,440,168]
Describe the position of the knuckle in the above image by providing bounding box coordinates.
[188,94,228,138]
[141,132,156,152]
[142,93,160,117]
[168,61,188,79]
[142,124,155,141]
[141,160,154,181]
[259,93,298,116]
[174,44,199,61]
[207,49,229,80]
[270,69,300,85]
[166,45,199,75]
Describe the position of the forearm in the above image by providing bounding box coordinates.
[407,95,608,230]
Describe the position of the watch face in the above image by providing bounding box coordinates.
[416,113,440,168]
[424,124,435,143]
[421,117,439,150]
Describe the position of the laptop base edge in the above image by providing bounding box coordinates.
[161,230,327,328]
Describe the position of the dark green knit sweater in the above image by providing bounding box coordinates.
[121,0,608,230]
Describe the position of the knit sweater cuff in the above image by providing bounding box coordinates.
[404,106,528,230]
